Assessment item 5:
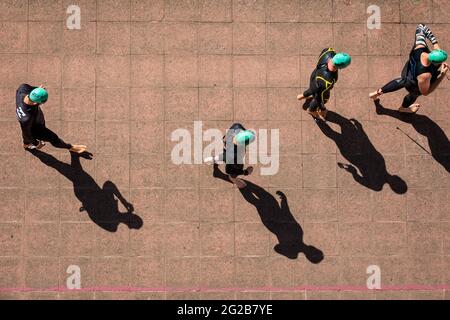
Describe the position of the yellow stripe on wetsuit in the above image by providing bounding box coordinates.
[316,76,333,104]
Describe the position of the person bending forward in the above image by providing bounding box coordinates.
[369,24,448,113]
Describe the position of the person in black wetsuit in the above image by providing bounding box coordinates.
[297,48,352,121]
[370,24,448,113]
[204,123,256,189]
[15,83,86,153]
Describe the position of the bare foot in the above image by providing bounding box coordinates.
[307,109,319,119]
[369,89,382,101]
[317,109,328,121]
[398,103,420,113]
[70,144,87,154]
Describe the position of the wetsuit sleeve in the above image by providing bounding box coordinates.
[303,84,321,97]
[415,24,438,46]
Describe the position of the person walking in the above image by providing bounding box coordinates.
[16,83,87,153]
[205,123,255,189]
[297,48,352,121]
[369,24,448,113]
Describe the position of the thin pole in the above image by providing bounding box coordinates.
[396,127,431,155]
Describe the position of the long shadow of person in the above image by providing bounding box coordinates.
[315,111,408,194]
[29,149,143,232]
[374,100,449,173]
[213,164,324,263]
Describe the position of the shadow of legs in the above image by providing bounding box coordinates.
[211,165,324,263]
[374,100,449,173]
[28,150,143,232]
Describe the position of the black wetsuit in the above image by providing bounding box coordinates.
[16,83,71,149]
[222,123,251,177]
[303,48,339,111]
[380,24,441,108]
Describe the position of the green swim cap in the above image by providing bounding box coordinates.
[235,130,256,146]
[332,52,352,69]
[29,87,48,104]
[429,49,448,64]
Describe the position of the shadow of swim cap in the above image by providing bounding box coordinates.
[429,49,448,64]
[29,87,48,104]
[235,130,256,145]
[332,52,352,69]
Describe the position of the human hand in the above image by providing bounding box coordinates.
[440,63,449,74]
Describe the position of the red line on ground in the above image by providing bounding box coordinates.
[1,285,449,293]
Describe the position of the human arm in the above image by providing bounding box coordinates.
[414,24,438,49]
[419,63,448,95]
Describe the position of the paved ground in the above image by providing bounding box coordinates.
[0,0,449,300]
